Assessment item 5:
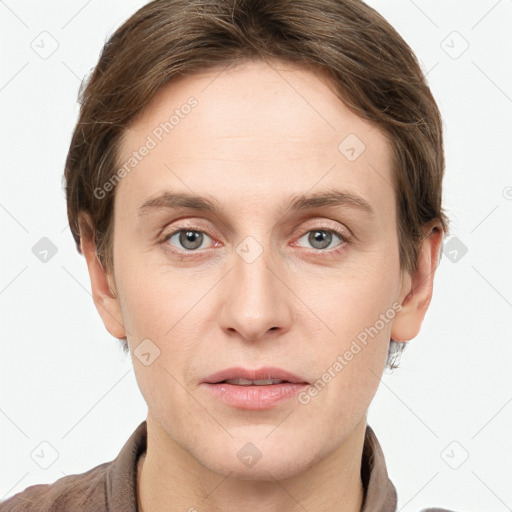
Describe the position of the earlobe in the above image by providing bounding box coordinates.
[391,221,444,342]
[78,212,127,340]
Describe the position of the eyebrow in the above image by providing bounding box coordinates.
[137,189,374,217]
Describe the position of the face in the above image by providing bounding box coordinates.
[109,59,409,480]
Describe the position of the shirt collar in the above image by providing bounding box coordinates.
[360,424,398,511]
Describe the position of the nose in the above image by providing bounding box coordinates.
[218,238,293,342]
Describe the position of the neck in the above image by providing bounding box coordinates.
[137,415,366,512]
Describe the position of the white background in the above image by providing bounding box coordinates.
[1,1,511,510]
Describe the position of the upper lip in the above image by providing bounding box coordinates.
[202,366,309,384]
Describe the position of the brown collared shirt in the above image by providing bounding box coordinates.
[0,422,455,512]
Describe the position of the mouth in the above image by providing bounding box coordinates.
[219,378,289,386]
[202,366,310,385]
[201,367,310,410]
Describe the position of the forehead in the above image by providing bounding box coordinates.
[115,59,394,219]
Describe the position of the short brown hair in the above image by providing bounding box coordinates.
[64,0,448,368]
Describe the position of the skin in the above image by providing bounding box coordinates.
[80,59,443,512]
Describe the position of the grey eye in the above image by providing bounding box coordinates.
[298,230,343,250]
[170,230,210,251]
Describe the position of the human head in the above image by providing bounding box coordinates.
[66,0,446,375]
[64,0,447,369]
[65,0,447,484]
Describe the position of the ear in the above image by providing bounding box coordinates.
[78,212,127,340]
[391,220,444,342]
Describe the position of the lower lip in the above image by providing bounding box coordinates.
[201,382,308,410]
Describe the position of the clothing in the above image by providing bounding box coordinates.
[0,421,455,512]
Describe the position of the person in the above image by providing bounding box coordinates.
[0,0,458,510]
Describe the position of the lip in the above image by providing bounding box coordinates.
[202,366,310,385]
[201,366,310,410]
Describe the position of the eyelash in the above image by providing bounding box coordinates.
[158,222,352,259]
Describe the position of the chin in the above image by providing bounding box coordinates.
[195,432,319,482]
[206,454,310,482]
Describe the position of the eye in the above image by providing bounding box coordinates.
[159,224,350,258]
[295,228,348,252]
[163,229,214,252]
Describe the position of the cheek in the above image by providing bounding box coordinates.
[116,256,194,338]
[305,258,399,338]
[298,262,398,406]
[116,261,215,389]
